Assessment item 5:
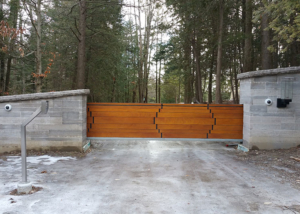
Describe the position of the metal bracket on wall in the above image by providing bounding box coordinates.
[277,98,292,108]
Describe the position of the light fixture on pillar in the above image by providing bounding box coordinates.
[277,77,294,108]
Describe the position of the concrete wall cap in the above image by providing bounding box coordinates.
[0,89,90,103]
[237,66,300,80]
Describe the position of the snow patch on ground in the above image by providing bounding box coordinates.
[27,155,76,165]
[4,155,76,166]
[0,155,76,177]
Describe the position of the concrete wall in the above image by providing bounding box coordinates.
[238,67,300,149]
[0,90,89,153]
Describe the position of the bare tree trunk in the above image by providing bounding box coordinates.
[19,16,25,94]
[35,0,42,92]
[5,58,11,93]
[244,0,253,72]
[192,38,203,103]
[178,78,180,103]
[143,5,153,103]
[136,0,144,103]
[0,0,4,94]
[158,32,162,103]
[229,66,235,102]
[290,15,298,67]
[111,78,116,102]
[215,0,223,104]
[233,44,239,104]
[261,4,271,69]
[0,53,4,94]
[5,0,19,93]
[272,38,279,68]
[208,48,215,104]
[184,41,193,104]
[76,0,87,89]
[159,58,161,103]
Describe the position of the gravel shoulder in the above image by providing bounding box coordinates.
[235,146,300,190]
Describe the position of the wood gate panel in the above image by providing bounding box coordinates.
[87,103,243,139]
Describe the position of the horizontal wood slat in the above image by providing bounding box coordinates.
[90,124,157,130]
[157,124,212,130]
[210,110,243,114]
[212,125,243,131]
[89,129,159,133]
[88,132,161,138]
[216,119,243,125]
[88,108,160,112]
[92,112,156,117]
[210,108,243,112]
[160,108,209,113]
[87,103,243,139]
[209,104,243,107]
[158,113,212,118]
[88,106,160,110]
[87,117,93,123]
[162,133,207,138]
[163,104,207,107]
[94,117,155,124]
[213,113,243,118]
[88,103,161,106]
[160,129,209,134]
[210,129,242,134]
[155,118,215,125]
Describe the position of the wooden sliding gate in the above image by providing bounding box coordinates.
[87,103,243,139]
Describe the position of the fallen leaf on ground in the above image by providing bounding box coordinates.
[41,171,47,173]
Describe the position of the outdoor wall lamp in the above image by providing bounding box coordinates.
[277,77,294,108]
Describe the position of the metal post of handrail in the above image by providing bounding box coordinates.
[18,101,48,193]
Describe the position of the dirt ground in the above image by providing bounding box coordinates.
[1,141,300,213]
[235,146,300,191]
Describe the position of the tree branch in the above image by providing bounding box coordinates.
[75,19,81,36]
[67,2,79,15]
[70,27,81,42]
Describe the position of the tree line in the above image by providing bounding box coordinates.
[0,0,299,104]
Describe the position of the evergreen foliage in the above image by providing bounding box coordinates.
[0,0,299,103]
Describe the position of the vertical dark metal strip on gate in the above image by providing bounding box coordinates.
[90,111,92,117]
[214,118,216,125]
[161,133,162,138]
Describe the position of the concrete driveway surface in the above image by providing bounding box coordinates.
[0,140,300,214]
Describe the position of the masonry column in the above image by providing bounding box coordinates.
[238,67,300,150]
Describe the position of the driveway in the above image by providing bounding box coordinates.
[1,140,300,214]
